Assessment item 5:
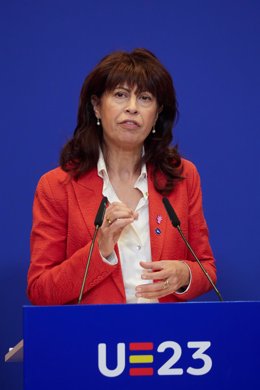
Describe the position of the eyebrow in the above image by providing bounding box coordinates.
[115,85,152,95]
[115,85,131,92]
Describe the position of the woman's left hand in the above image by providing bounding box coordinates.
[135,260,191,299]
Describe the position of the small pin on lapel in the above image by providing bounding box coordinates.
[156,215,163,224]
[155,228,161,235]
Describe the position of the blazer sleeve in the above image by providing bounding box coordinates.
[27,173,117,305]
[173,162,217,301]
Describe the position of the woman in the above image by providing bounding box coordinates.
[27,48,216,305]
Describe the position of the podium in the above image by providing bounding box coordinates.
[10,302,260,389]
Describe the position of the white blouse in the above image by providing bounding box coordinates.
[97,151,158,303]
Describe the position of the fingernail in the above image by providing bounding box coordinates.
[136,287,142,292]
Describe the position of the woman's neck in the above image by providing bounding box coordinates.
[103,145,142,181]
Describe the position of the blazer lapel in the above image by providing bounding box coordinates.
[72,170,104,237]
[147,171,168,262]
[72,169,126,299]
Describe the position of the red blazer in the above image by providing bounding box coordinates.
[27,159,216,305]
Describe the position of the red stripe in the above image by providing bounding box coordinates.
[129,342,153,350]
[129,368,154,376]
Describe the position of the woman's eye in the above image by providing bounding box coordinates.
[114,91,127,98]
[140,94,152,102]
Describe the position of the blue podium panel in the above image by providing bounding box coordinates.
[23,302,260,390]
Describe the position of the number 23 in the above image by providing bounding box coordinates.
[157,341,212,376]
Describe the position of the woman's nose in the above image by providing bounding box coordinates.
[125,96,138,114]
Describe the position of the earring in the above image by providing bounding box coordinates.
[97,118,101,126]
[152,126,156,134]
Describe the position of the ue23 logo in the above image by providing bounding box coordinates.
[98,340,212,377]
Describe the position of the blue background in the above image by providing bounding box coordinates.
[1,1,259,389]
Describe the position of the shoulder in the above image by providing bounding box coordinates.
[177,158,202,198]
[39,166,69,183]
[178,158,203,206]
[181,158,199,176]
[181,158,201,183]
[35,167,71,200]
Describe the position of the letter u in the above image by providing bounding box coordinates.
[98,343,125,377]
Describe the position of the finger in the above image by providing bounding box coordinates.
[136,290,171,299]
[136,287,172,299]
[104,208,138,226]
[107,202,138,216]
[141,270,168,281]
[136,280,166,293]
[104,213,131,228]
[101,218,135,239]
[140,261,169,280]
[136,280,173,299]
[139,261,166,270]
[108,217,135,231]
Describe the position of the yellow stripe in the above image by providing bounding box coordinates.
[129,355,154,363]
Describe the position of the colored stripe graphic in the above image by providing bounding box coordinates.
[129,368,154,376]
[129,342,154,376]
[129,342,153,350]
[129,355,154,363]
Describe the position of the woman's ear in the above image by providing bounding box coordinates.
[155,106,163,123]
[91,95,101,118]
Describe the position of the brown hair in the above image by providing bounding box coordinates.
[60,48,183,195]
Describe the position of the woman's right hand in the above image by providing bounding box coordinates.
[98,202,138,258]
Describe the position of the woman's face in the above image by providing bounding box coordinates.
[92,84,160,152]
